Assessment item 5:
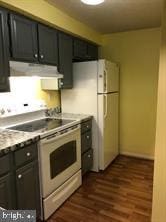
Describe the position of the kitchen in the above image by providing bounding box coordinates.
[0,0,165,222]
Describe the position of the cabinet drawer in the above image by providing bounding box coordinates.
[81,131,92,154]
[0,154,10,176]
[14,143,37,167]
[82,149,93,175]
[81,120,92,133]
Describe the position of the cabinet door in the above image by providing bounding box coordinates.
[73,38,87,61]
[87,43,98,60]
[81,131,92,154]
[10,14,38,62]
[58,33,73,88]
[0,174,13,209]
[0,8,10,92]
[38,24,58,65]
[82,149,93,175]
[16,161,40,217]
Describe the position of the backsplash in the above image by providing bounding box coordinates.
[0,77,60,108]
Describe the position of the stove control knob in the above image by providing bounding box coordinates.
[0,108,5,115]
[7,108,11,113]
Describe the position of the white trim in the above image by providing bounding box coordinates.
[120,151,154,160]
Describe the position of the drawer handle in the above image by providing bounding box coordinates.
[26,152,31,157]
[86,135,90,139]
[18,174,22,179]
[88,154,91,158]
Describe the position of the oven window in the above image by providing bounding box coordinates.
[50,141,77,179]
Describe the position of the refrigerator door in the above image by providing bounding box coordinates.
[98,60,119,93]
[98,93,119,170]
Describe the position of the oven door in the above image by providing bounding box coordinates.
[39,125,81,198]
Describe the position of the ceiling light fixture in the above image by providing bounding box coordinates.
[81,0,104,5]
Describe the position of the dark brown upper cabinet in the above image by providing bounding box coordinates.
[0,8,10,92]
[38,24,58,65]
[87,43,98,60]
[10,14,38,62]
[73,38,98,61]
[58,32,73,89]
[10,14,58,65]
[73,39,87,61]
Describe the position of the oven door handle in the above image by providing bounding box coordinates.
[40,126,80,145]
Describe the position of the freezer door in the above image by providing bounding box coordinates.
[98,60,119,93]
[98,93,119,170]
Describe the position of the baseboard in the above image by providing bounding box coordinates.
[120,151,154,160]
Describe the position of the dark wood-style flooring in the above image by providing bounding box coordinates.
[47,155,154,222]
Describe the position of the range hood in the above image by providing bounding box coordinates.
[10,61,63,78]
[9,61,63,90]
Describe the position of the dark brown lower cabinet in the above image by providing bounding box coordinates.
[16,161,40,217]
[0,142,41,218]
[81,149,93,175]
[0,173,13,209]
[81,119,93,175]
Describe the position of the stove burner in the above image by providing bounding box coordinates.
[9,118,74,133]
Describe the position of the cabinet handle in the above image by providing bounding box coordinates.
[86,55,91,59]
[18,174,22,179]
[86,125,89,129]
[88,154,91,158]
[86,135,90,139]
[60,82,64,86]
[34,54,38,58]
[26,152,31,157]
[40,54,44,59]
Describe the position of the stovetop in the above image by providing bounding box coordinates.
[8,118,75,133]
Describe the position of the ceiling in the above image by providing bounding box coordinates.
[46,0,162,34]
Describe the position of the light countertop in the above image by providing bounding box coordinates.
[0,113,92,156]
[0,129,39,156]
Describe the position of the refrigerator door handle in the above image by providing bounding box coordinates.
[104,70,107,93]
[104,94,108,119]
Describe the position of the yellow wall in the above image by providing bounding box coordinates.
[0,0,101,44]
[100,28,161,158]
[35,80,60,108]
[152,1,166,221]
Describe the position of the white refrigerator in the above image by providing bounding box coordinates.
[61,59,119,172]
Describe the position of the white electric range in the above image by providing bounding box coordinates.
[0,100,82,220]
